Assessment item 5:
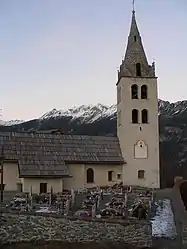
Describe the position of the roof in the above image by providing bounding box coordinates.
[0,132,124,178]
[117,10,155,82]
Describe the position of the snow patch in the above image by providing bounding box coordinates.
[151,199,177,239]
[0,120,25,126]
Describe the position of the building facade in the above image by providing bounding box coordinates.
[1,133,124,193]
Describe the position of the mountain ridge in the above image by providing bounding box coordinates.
[2,99,187,126]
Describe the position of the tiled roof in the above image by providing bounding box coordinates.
[0,132,124,177]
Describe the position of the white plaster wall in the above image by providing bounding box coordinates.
[63,164,122,190]
[23,178,63,194]
[3,162,20,191]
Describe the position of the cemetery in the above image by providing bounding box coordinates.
[0,184,156,247]
[1,183,154,221]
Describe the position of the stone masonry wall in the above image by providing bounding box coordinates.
[0,214,152,248]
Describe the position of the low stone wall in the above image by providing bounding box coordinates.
[0,214,152,248]
[0,209,148,224]
[0,241,155,249]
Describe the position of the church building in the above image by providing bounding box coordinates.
[0,9,160,194]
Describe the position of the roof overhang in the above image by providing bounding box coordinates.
[116,76,158,86]
[19,175,72,179]
[65,160,126,165]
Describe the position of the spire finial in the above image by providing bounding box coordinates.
[132,0,135,13]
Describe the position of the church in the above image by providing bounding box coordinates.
[0,9,160,194]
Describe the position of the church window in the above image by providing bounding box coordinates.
[134,36,137,42]
[131,84,138,99]
[136,63,141,77]
[87,168,94,183]
[141,85,148,99]
[108,171,113,182]
[132,109,138,123]
[142,109,148,123]
[138,170,145,179]
[134,140,148,159]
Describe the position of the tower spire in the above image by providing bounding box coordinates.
[132,0,135,13]
[117,7,156,79]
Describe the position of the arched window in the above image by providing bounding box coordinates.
[131,84,138,99]
[138,170,145,179]
[136,63,141,77]
[141,85,148,99]
[142,109,148,123]
[87,168,94,183]
[132,109,138,123]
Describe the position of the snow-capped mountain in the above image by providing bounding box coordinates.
[158,99,187,116]
[40,103,117,123]
[39,99,187,122]
[1,99,187,126]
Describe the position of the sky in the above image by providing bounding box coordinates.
[0,0,186,121]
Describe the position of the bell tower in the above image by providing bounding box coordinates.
[117,9,160,188]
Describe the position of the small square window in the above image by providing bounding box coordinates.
[138,170,145,179]
[117,174,121,180]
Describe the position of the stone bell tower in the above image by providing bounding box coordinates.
[117,9,160,188]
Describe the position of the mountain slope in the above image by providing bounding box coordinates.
[3,99,187,127]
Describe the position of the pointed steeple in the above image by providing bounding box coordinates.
[118,10,155,79]
[129,10,140,37]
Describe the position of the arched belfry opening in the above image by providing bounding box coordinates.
[136,63,141,77]
[131,84,138,99]
[142,109,148,124]
[132,109,138,123]
[180,181,187,210]
[141,85,148,99]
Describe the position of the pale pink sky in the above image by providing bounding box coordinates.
[0,0,186,120]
